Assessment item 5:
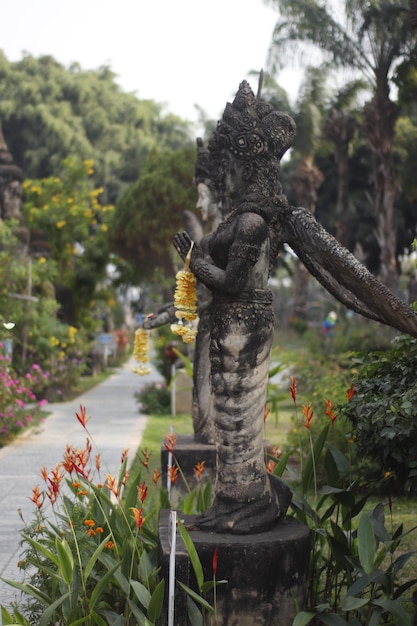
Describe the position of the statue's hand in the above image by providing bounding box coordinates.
[173,231,195,263]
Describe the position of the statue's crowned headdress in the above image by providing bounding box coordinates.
[208,80,296,161]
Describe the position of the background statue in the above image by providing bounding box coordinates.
[173,80,417,535]
[144,139,225,443]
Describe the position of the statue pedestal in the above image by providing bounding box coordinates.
[161,434,216,503]
[158,510,310,626]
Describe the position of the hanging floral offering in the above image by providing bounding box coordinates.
[170,243,197,344]
[132,328,152,375]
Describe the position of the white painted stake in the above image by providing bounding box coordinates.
[171,363,176,416]
[168,509,177,626]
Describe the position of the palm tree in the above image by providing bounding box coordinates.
[267,0,417,290]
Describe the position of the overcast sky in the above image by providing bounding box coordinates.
[1,0,302,130]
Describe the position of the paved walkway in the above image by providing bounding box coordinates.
[0,357,163,616]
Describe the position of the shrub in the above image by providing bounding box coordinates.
[342,334,417,495]
[135,382,171,415]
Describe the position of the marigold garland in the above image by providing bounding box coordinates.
[132,328,152,376]
[171,243,197,343]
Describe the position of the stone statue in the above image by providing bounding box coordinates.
[144,139,225,444]
[173,80,417,534]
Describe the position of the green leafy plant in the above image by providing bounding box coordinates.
[135,382,171,415]
[343,334,417,494]
[282,379,417,625]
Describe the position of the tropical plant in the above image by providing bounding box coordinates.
[267,0,417,289]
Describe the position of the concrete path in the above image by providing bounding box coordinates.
[0,357,163,616]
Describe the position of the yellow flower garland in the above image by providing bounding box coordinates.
[171,243,197,343]
[132,328,152,376]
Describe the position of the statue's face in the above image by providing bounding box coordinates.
[196,182,220,222]
[221,151,249,200]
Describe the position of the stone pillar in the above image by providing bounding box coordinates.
[158,510,310,626]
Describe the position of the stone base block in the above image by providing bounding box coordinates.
[158,510,311,626]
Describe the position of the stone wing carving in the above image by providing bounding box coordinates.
[284,205,417,338]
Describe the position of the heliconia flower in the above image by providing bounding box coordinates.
[30,485,44,510]
[105,474,119,497]
[193,461,206,481]
[40,466,48,482]
[75,405,91,429]
[263,404,271,423]
[121,449,129,463]
[302,404,314,430]
[267,460,276,474]
[95,454,101,472]
[152,469,161,485]
[139,448,152,469]
[212,547,218,577]
[290,376,297,404]
[168,465,180,484]
[325,399,337,424]
[164,433,176,454]
[137,481,148,503]
[346,384,355,402]
[131,507,145,531]
[121,469,130,486]
[271,446,282,459]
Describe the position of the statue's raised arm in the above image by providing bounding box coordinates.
[283,205,417,338]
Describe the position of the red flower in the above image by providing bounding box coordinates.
[325,399,337,424]
[152,469,161,485]
[346,384,355,402]
[267,460,276,474]
[131,507,145,531]
[139,448,152,469]
[212,547,218,577]
[302,404,314,430]
[168,465,180,484]
[30,485,44,510]
[75,404,91,429]
[193,461,206,481]
[121,449,129,463]
[164,433,176,454]
[105,473,119,497]
[137,481,148,503]
[290,376,297,404]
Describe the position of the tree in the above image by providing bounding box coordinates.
[0,52,193,204]
[110,146,198,300]
[267,0,417,290]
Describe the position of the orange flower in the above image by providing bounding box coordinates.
[346,384,355,401]
[96,527,104,534]
[105,474,119,497]
[130,507,145,531]
[40,467,48,482]
[105,541,115,549]
[271,446,282,459]
[302,404,314,430]
[75,404,91,429]
[71,481,81,488]
[193,461,206,481]
[267,460,276,473]
[152,469,161,485]
[325,399,337,424]
[137,481,148,503]
[84,519,95,527]
[168,465,180,484]
[95,454,101,472]
[30,485,44,510]
[87,529,96,536]
[290,376,297,404]
[263,404,271,423]
[164,433,176,454]
[139,448,152,469]
[121,449,129,463]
